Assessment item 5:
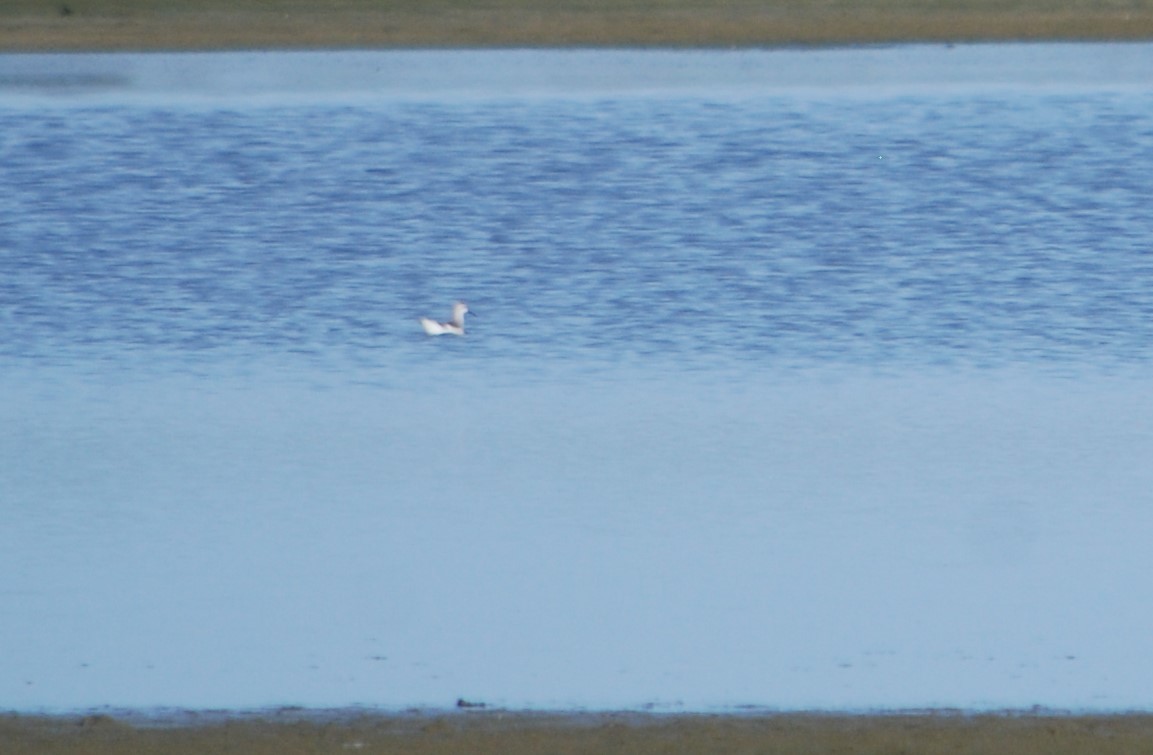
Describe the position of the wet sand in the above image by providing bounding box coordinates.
[3,0,1153,50]
[4,710,1153,754]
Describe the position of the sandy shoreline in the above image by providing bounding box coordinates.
[5,709,1153,754]
[4,0,1153,51]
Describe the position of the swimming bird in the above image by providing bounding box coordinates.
[420,301,471,336]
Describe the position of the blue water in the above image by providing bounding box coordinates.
[3,46,1153,712]
[4,87,1153,375]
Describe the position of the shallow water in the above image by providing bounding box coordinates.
[2,44,1153,712]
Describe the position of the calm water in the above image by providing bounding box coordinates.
[2,45,1153,712]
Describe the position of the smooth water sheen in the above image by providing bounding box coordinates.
[2,45,1153,712]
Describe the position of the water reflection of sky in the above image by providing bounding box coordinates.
[2,44,1152,103]
[3,45,1153,713]
[4,371,1153,711]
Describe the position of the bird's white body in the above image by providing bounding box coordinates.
[420,301,470,336]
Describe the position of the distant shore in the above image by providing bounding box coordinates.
[3,0,1153,51]
[5,710,1153,754]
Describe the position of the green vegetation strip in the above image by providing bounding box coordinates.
[4,711,1153,755]
[3,0,1153,49]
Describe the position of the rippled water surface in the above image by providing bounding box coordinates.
[2,45,1153,712]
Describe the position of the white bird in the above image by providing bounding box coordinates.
[420,301,471,336]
